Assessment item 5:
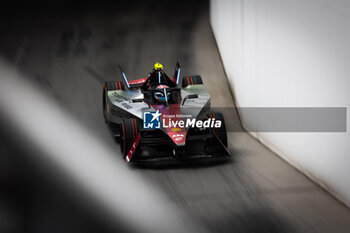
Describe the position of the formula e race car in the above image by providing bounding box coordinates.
[102,62,230,163]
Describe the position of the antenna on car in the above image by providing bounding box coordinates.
[119,65,130,89]
[174,62,181,85]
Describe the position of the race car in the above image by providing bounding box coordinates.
[102,62,230,163]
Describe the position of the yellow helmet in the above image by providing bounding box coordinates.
[154,62,163,70]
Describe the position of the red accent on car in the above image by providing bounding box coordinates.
[128,77,148,86]
[122,122,126,155]
[152,104,186,145]
[125,134,140,163]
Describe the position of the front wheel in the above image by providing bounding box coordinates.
[120,118,140,156]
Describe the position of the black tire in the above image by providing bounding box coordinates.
[120,118,140,156]
[103,81,125,122]
[104,81,125,91]
[207,112,227,147]
[182,75,203,88]
[102,86,108,122]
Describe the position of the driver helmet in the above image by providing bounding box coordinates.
[154,62,163,71]
[153,85,170,103]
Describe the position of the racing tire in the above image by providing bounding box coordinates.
[182,75,203,88]
[120,118,140,156]
[104,81,125,91]
[207,112,227,147]
[103,81,125,122]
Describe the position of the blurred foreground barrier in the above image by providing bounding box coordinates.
[0,60,199,233]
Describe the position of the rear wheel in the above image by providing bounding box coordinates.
[105,81,125,91]
[182,75,203,88]
[207,112,227,147]
[120,118,140,156]
[103,81,125,122]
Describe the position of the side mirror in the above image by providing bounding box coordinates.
[132,98,143,103]
[182,94,198,106]
[132,98,151,108]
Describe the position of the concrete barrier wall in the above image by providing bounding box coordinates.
[210,0,350,206]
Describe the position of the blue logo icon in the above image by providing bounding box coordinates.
[143,110,161,129]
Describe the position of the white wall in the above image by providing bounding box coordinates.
[210,0,350,206]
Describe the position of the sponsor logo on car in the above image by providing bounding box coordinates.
[172,134,185,141]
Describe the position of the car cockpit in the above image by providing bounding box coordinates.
[141,63,181,105]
